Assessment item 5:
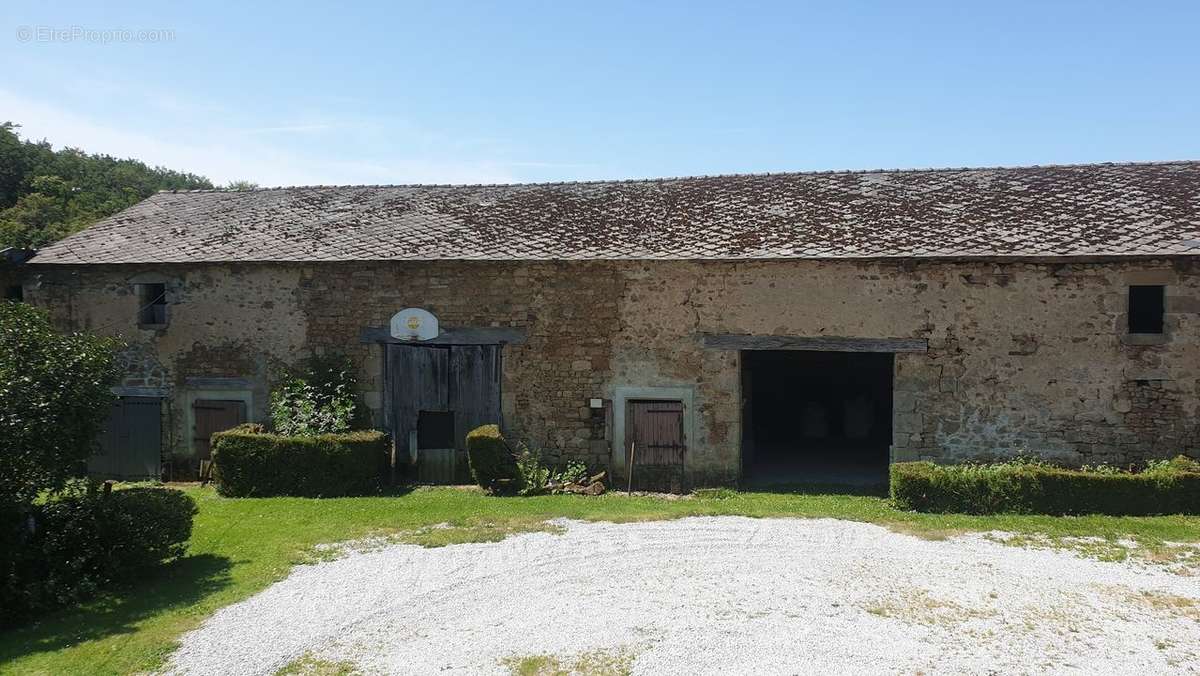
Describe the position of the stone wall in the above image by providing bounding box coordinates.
[22,257,1200,481]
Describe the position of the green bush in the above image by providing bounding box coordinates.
[0,302,120,506]
[890,456,1200,515]
[466,425,522,495]
[211,426,388,497]
[1,485,196,627]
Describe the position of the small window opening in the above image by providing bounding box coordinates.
[417,410,455,449]
[1128,285,1165,334]
[4,285,22,302]
[136,283,168,326]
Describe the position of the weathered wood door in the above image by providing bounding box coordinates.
[193,399,246,459]
[626,400,686,466]
[386,344,501,483]
[90,397,162,479]
[448,345,502,454]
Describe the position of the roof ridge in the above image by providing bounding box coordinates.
[161,159,1200,194]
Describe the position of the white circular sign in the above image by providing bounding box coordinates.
[389,308,439,341]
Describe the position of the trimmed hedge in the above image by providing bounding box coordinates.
[466,424,522,495]
[890,457,1200,515]
[1,486,196,626]
[211,425,389,497]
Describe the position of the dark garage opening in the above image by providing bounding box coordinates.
[742,350,893,486]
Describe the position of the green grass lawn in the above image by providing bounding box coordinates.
[2,484,1198,675]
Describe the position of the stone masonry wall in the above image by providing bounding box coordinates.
[23,258,1200,482]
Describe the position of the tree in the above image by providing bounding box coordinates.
[0,122,214,250]
[0,122,31,208]
[0,302,121,506]
[0,177,74,248]
[225,180,259,191]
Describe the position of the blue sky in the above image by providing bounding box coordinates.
[3,1,1198,186]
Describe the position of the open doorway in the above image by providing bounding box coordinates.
[741,350,893,486]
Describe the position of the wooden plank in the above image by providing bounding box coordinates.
[361,326,526,345]
[417,447,456,484]
[449,345,502,452]
[387,344,450,465]
[702,334,928,353]
[125,398,162,479]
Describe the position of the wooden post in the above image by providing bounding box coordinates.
[627,442,635,494]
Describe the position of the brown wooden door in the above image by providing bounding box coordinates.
[626,400,686,466]
[194,399,246,459]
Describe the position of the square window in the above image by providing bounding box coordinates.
[4,285,21,302]
[417,410,455,449]
[1128,285,1164,334]
[136,283,168,326]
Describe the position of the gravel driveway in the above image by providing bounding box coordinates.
[167,517,1199,675]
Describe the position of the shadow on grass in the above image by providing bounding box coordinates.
[376,483,418,497]
[735,482,889,497]
[0,553,232,662]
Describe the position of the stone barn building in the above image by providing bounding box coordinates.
[14,162,1200,486]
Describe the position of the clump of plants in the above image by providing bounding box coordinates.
[269,353,364,436]
[513,442,590,496]
[466,425,602,496]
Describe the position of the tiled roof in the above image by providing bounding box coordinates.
[30,161,1200,264]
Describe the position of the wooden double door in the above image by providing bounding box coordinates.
[385,344,501,483]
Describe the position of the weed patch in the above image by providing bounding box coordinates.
[502,647,636,676]
[274,653,358,676]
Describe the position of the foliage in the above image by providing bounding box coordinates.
[890,457,1200,515]
[1,485,1198,674]
[224,180,259,191]
[275,653,359,676]
[513,446,549,496]
[466,425,522,495]
[0,122,212,249]
[503,648,634,676]
[513,442,589,496]
[211,426,388,497]
[269,353,363,436]
[0,302,121,506]
[1,485,196,627]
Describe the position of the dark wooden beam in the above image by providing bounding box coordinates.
[701,334,927,353]
[360,326,527,345]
